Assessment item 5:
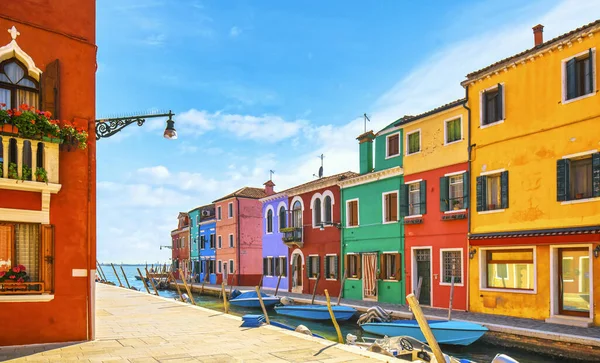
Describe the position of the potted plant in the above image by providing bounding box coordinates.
[35,167,48,183]
[452,200,461,210]
[21,164,32,181]
[7,162,18,179]
[0,264,30,291]
[488,203,496,210]
[575,193,584,199]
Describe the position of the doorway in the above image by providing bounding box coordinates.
[363,253,378,300]
[558,247,590,317]
[413,248,432,306]
[291,253,303,293]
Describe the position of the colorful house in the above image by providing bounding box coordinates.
[0,2,96,345]
[171,212,190,280]
[393,100,469,310]
[465,22,600,326]
[338,130,405,304]
[213,183,271,285]
[259,182,289,291]
[188,207,201,281]
[198,204,217,284]
[282,172,356,296]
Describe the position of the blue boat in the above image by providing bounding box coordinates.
[229,290,280,308]
[270,321,325,339]
[274,304,357,321]
[359,319,488,346]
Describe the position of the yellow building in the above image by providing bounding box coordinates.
[465,21,600,327]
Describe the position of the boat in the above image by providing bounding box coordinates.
[274,304,357,321]
[270,321,325,339]
[240,314,325,339]
[229,290,280,308]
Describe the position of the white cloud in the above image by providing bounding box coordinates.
[230,26,242,38]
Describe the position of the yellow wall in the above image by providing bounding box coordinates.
[467,30,600,234]
[401,105,468,174]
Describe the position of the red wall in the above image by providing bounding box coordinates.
[0,0,96,345]
[404,163,468,310]
[215,198,238,285]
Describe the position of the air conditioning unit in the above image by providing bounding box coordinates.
[202,210,210,217]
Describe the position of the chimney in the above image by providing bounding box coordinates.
[263,180,275,196]
[533,24,544,47]
[356,131,375,175]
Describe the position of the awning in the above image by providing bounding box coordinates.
[469,226,600,246]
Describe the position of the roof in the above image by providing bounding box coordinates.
[464,19,600,82]
[213,186,267,203]
[393,98,466,127]
[282,171,358,196]
[188,203,214,214]
[469,226,600,240]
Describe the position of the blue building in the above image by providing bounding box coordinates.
[197,204,217,284]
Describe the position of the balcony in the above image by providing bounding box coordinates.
[281,227,303,248]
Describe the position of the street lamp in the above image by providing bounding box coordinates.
[95,110,177,140]
[159,245,173,250]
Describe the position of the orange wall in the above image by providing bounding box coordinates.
[215,198,239,285]
[0,0,96,346]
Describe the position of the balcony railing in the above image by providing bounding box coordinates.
[0,135,60,184]
[281,227,303,248]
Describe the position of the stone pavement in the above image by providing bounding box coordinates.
[0,284,394,363]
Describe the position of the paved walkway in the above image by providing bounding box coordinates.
[0,284,393,362]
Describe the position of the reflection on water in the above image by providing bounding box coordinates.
[101,265,577,363]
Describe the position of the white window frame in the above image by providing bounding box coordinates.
[447,174,465,213]
[229,259,234,274]
[264,205,275,235]
[443,115,463,145]
[479,83,505,129]
[406,180,421,217]
[228,233,234,248]
[325,253,338,281]
[405,129,421,156]
[310,192,323,228]
[479,246,537,294]
[439,248,464,287]
[381,252,400,282]
[217,260,222,273]
[228,202,233,218]
[217,206,222,221]
[308,254,319,280]
[217,235,222,249]
[561,48,596,105]
[265,256,274,276]
[345,198,360,228]
[385,131,401,159]
[381,191,399,224]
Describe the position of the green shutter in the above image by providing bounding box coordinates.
[333,256,338,280]
[399,184,408,217]
[325,257,330,279]
[566,58,577,100]
[263,258,267,275]
[440,176,449,212]
[557,159,570,201]
[476,176,487,211]
[592,153,600,198]
[419,180,427,215]
[588,49,594,95]
[307,257,312,277]
[283,258,287,276]
[463,171,470,209]
[500,171,509,209]
[496,84,503,121]
[316,256,320,276]
[482,91,488,125]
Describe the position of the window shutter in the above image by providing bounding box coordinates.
[419,180,427,215]
[333,255,338,280]
[0,224,14,274]
[500,171,509,209]
[271,258,276,276]
[566,58,577,100]
[316,256,320,276]
[357,255,362,279]
[390,193,398,221]
[40,225,55,292]
[463,171,470,208]
[344,254,349,278]
[325,257,330,278]
[307,257,312,277]
[482,91,488,125]
[263,258,267,275]
[476,176,487,211]
[439,176,449,212]
[395,253,402,281]
[496,84,503,121]
[399,184,408,217]
[378,254,385,280]
[351,201,358,226]
[556,159,570,201]
[588,49,594,95]
[592,153,600,198]
[41,60,60,119]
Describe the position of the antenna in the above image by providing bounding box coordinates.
[317,154,324,178]
[269,170,275,181]
[363,113,371,133]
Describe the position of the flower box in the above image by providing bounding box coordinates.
[0,123,19,135]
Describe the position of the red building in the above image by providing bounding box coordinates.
[283,172,356,296]
[171,212,190,280]
[0,1,96,345]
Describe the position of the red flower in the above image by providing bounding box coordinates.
[8,274,15,279]
[0,271,5,278]
[0,103,5,108]
[19,103,29,111]
[12,266,20,273]
[17,277,24,283]
[44,111,52,118]
[30,119,35,124]
[18,264,26,271]
[7,109,12,116]
[14,110,22,117]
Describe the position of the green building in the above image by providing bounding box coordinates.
[339,127,405,304]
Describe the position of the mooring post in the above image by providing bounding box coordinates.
[255,286,270,325]
[145,267,159,296]
[181,272,196,305]
[168,271,185,302]
[221,282,229,313]
[137,268,151,294]
[337,269,347,306]
[311,272,320,304]
[324,289,343,343]
[110,263,124,287]
[274,275,282,296]
[448,274,455,321]
[407,293,445,363]
[119,265,131,289]
[410,276,423,320]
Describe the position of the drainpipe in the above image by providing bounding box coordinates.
[462,85,472,312]
[340,186,344,299]
[237,198,241,286]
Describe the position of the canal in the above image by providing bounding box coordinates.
[100,265,587,363]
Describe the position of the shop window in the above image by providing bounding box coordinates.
[379,253,401,281]
[485,249,534,290]
[345,254,361,279]
[307,255,319,279]
[324,255,338,280]
[441,250,462,284]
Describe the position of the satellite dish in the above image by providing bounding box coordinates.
[318,166,323,178]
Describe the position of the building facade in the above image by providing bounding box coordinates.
[198,204,216,284]
[0,1,96,345]
[339,131,405,304]
[188,207,201,281]
[171,212,190,280]
[465,22,600,326]
[260,185,289,292]
[214,184,270,285]
[283,172,356,296]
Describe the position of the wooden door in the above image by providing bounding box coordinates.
[415,249,431,306]
[558,248,590,317]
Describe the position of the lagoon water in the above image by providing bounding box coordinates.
[100,265,579,363]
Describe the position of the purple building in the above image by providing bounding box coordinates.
[260,183,289,291]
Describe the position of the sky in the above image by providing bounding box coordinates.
[96,0,600,264]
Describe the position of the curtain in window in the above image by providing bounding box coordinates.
[313,198,322,225]
[292,202,302,228]
[0,88,10,107]
[279,207,286,229]
[17,89,38,108]
[15,224,40,281]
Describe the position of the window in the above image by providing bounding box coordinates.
[209,234,216,249]
[228,234,234,248]
[266,209,273,233]
[263,257,274,276]
[279,206,287,230]
[346,199,359,227]
[386,133,400,158]
[346,254,361,278]
[217,235,222,249]
[379,253,401,281]
[228,202,233,218]
[408,183,421,215]
[445,118,461,144]
[565,49,594,101]
[476,171,508,211]
[557,154,599,201]
[323,196,332,223]
[229,260,234,274]
[0,58,39,109]
[383,192,398,223]
[325,255,338,280]
[406,130,420,155]
[200,235,206,249]
[482,84,504,125]
[571,158,593,199]
[208,260,215,274]
[440,174,466,212]
[217,260,222,273]
[277,257,287,277]
[307,255,320,279]
[484,249,534,290]
[313,197,322,227]
[441,250,462,284]
[292,201,302,228]
[217,206,222,220]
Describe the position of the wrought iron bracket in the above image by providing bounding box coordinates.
[95,111,174,140]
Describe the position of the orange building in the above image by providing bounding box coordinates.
[0,1,96,345]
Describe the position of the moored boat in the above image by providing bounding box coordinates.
[274,304,357,321]
[229,290,280,308]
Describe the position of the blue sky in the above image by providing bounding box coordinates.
[96,0,599,263]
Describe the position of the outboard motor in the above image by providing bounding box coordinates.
[491,354,520,363]
[230,289,242,299]
[280,296,295,305]
[346,334,357,345]
[294,324,313,336]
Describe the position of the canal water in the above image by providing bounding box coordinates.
[100,265,583,363]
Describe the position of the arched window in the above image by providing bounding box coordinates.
[324,196,332,223]
[313,198,322,226]
[292,201,302,228]
[279,206,286,229]
[266,209,273,233]
[0,58,39,108]
[22,140,32,180]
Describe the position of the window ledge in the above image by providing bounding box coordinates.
[480,288,536,294]
[308,277,318,280]
[347,277,360,281]
[346,225,359,229]
[404,214,423,219]
[382,279,400,283]
[382,220,398,224]
[0,294,54,302]
[479,119,505,129]
[406,151,421,156]
[444,140,463,146]
[0,178,62,194]
[478,209,506,215]
[440,282,464,287]
[325,278,338,281]
[561,197,600,205]
[444,209,466,214]
[385,153,400,160]
[562,91,596,105]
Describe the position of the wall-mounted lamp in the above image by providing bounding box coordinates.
[320,222,342,230]
[594,245,600,258]
[469,248,477,260]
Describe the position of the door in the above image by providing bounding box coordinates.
[415,249,431,306]
[558,248,590,317]
[363,253,378,300]
[222,262,228,285]
[292,254,303,293]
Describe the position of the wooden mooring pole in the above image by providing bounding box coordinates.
[137,268,151,294]
[168,272,185,302]
[181,272,196,305]
[119,265,131,289]
[274,275,282,296]
[448,275,455,321]
[407,293,445,363]
[96,261,108,281]
[337,269,347,306]
[324,289,343,343]
[110,263,124,287]
[255,286,270,325]
[311,273,320,304]
[410,276,423,320]
[145,267,159,296]
[221,282,229,313]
